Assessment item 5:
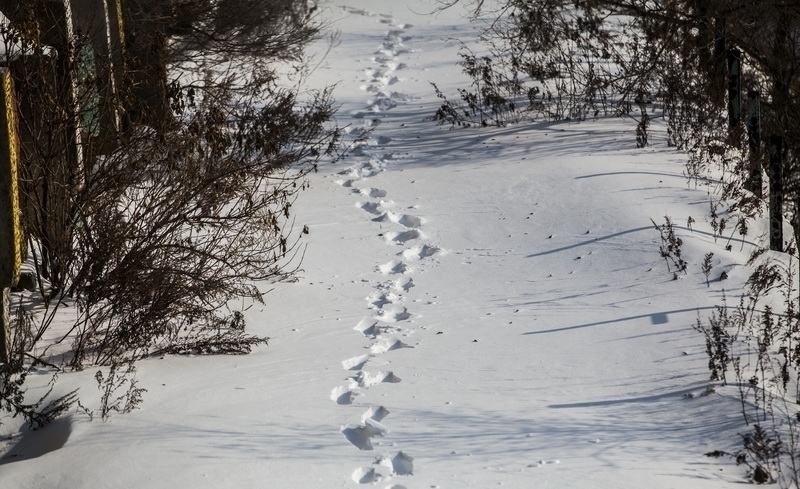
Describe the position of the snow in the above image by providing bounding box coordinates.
[0,1,767,487]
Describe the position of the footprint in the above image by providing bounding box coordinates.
[341,160,383,179]
[389,452,414,476]
[341,6,370,15]
[393,277,414,293]
[342,418,388,450]
[331,383,360,405]
[368,293,391,309]
[370,338,412,354]
[356,187,388,198]
[376,305,411,322]
[375,43,407,57]
[337,167,357,177]
[352,466,382,484]
[368,98,398,112]
[397,214,422,228]
[355,318,402,338]
[353,370,401,387]
[378,75,399,86]
[401,244,440,260]
[378,260,409,275]
[372,212,392,224]
[376,452,414,476]
[362,405,390,423]
[355,318,381,337]
[358,163,382,178]
[343,354,373,371]
[370,154,389,165]
[385,229,421,245]
[373,212,422,228]
[368,291,399,309]
[359,201,383,214]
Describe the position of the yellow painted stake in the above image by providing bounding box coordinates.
[0,67,22,364]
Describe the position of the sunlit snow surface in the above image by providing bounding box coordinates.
[1,1,761,487]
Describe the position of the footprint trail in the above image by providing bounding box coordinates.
[331,6,443,485]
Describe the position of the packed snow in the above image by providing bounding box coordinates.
[0,1,769,487]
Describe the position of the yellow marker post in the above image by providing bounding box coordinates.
[0,67,22,363]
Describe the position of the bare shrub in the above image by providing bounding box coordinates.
[57,77,337,366]
[0,1,338,374]
[695,254,800,486]
[651,216,688,275]
[0,301,77,429]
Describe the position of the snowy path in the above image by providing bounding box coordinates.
[324,6,467,484]
[331,8,425,483]
[310,3,747,487]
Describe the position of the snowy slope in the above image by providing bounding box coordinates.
[1,1,764,488]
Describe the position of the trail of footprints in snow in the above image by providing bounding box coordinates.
[329,8,445,486]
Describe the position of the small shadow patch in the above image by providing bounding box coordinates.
[650,312,668,325]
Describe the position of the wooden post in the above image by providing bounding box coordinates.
[713,17,727,108]
[745,90,762,197]
[727,48,741,129]
[120,0,171,127]
[0,68,22,364]
[769,135,784,252]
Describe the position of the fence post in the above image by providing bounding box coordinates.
[769,135,784,252]
[0,68,22,364]
[745,90,762,197]
[118,0,170,126]
[727,48,741,129]
[713,17,727,107]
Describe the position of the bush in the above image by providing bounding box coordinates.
[0,302,77,429]
[695,253,800,486]
[0,0,338,429]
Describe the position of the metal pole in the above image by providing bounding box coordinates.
[746,90,762,197]
[769,135,784,252]
[713,17,727,107]
[727,48,741,129]
[0,288,9,364]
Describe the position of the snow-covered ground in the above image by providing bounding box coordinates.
[1,1,768,487]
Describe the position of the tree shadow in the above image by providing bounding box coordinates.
[0,416,72,465]
[522,307,717,335]
[525,225,759,259]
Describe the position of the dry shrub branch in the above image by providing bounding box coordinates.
[0,0,338,427]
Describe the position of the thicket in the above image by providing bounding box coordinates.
[0,0,337,428]
[437,0,800,231]
[439,0,800,485]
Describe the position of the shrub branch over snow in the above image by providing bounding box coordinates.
[0,0,338,425]
[440,0,800,484]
